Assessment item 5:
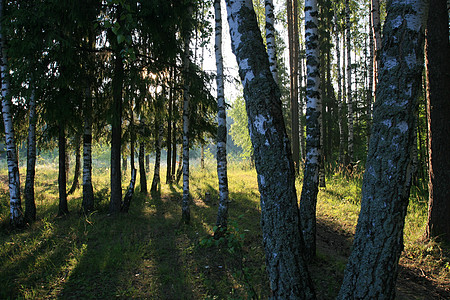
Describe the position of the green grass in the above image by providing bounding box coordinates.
[0,159,448,299]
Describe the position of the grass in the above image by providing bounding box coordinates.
[0,157,449,299]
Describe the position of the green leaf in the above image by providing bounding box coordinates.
[117,34,125,44]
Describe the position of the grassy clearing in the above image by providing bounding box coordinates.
[0,159,449,299]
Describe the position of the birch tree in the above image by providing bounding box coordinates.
[299,0,321,260]
[225,0,315,298]
[214,0,229,234]
[0,0,23,227]
[181,12,192,224]
[265,0,277,83]
[371,0,382,101]
[337,0,428,297]
[346,0,354,164]
[287,0,300,172]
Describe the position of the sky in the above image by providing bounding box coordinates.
[201,0,286,104]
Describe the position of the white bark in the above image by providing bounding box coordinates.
[300,0,321,259]
[215,0,229,232]
[371,0,382,102]
[1,0,23,226]
[346,0,354,163]
[225,0,315,298]
[82,88,94,213]
[265,0,277,83]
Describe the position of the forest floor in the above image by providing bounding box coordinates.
[0,161,449,299]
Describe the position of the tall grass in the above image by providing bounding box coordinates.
[0,156,448,299]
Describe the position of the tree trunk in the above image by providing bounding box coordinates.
[172,124,177,181]
[214,0,229,235]
[151,122,162,193]
[265,0,277,83]
[121,168,136,213]
[346,0,354,164]
[181,20,192,224]
[225,1,316,298]
[336,26,344,165]
[166,67,173,184]
[82,88,94,213]
[337,0,428,297]
[1,0,23,227]
[287,0,300,173]
[24,87,37,222]
[300,0,321,260]
[145,154,150,173]
[68,135,81,195]
[200,143,205,169]
[425,0,450,242]
[139,141,147,194]
[58,122,69,216]
[371,0,381,103]
[109,49,124,214]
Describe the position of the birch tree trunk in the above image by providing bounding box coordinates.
[214,0,229,234]
[299,0,321,260]
[166,68,173,184]
[0,0,23,227]
[335,16,345,165]
[287,0,300,172]
[265,0,277,83]
[68,135,81,195]
[425,0,450,242]
[371,0,382,102]
[82,88,94,213]
[24,87,37,222]
[225,1,315,298]
[337,0,428,297]
[346,0,354,164]
[181,23,191,224]
[139,141,147,194]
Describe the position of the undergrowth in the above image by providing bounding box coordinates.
[0,158,448,299]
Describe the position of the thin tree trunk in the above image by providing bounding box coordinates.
[151,122,162,193]
[367,12,374,148]
[145,154,150,173]
[265,0,277,83]
[176,144,183,184]
[68,135,81,195]
[172,126,177,181]
[288,0,300,173]
[200,143,205,169]
[139,141,147,194]
[346,0,354,164]
[425,0,450,242]
[1,0,23,227]
[121,168,136,213]
[300,0,321,260]
[225,1,316,298]
[336,24,344,165]
[214,0,229,235]
[166,67,173,184]
[82,87,94,213]
[24,87,37,222]
[58,122,69,216]
[181,19,192,224]
[337,0,428,297]
[110,48,124,214]
[371,0,381,103]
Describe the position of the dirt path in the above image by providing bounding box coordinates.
[315,218,450,299]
